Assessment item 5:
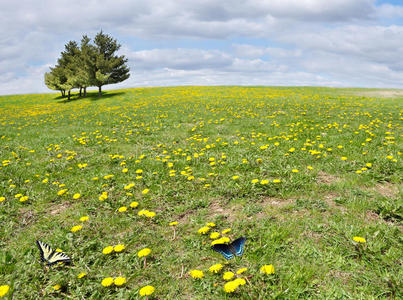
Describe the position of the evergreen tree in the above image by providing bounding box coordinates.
[44,32,130,98]
[91,31,130,96]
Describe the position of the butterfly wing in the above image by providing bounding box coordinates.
[36,240,54,263]
[36,240,71,266]
[211,243,234,260]
[231,237,246,257]
[47,251,71,265]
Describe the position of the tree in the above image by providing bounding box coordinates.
[44,31,130,98]
[91,31,130,96]
[44,65,68,97]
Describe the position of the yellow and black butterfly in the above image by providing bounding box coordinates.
[36,240,71,266]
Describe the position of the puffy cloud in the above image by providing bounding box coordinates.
[0,0,403,94]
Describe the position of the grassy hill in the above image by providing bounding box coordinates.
[0,86,401,299]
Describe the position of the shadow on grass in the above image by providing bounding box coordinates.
[56,91,126,103]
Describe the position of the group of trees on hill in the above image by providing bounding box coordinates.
[44,31,130,99]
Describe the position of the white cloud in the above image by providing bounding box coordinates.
[0,0,403,95]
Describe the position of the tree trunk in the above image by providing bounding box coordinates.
[61,90,65,97]
[68,90,71,101]
[60,90,64,97]
[98,86,102,97]
[84,87,87,97]
[79,87,82,97]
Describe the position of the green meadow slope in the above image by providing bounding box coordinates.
[0,86,402,299]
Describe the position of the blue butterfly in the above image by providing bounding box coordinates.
[211,237,246,260]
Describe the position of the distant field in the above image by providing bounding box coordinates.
[0,86,401,299]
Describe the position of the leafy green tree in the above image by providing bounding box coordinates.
[44,65,68,97]
[44,31,130,98]
[90,31,130,96]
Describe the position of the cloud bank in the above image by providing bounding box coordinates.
[0,0,402,95]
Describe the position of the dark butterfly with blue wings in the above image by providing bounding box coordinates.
[211,237,246,260]
[36,240,71,266]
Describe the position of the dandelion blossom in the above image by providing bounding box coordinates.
[209,264,223,273]
[114,277,126,286]
[73,193,81,199]
[236,268,247,274]
[353,236,366,243]
[198,226,210,234]
[130,201,139,208]
[189,269,204,279]
[138,248,151,257]
[0,285,10,297]
[139,285,155,296]
[223,272,235,280]
[102,246,114,255]
[114,244,125,252]
[101,277,114,287]
[118,206,127,213]
[70,225,82,233]
[260,264,275,275]
[210,232,220,239]
[169,221,178,226]
[79,216,89,222]
[78,272,87,279]
[224,280,239,293]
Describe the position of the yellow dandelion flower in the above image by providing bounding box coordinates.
[79,216,89,222]
[118,206,127,213]
[142,189,149,195]
[138,248,151,257]
[114,244,125,252]
[210,232,220,239]
[70,225,82,233]
[102,246,114,255]
[260,179,269,185]
[251,179,259,184]
[221,228,231,234]
[73,193,80,199]
[353,236,366,243]
[260,264,275,274]
[57,189,68,196]
[232,175,239,180]
[0,197,5,202]
[206,222,216,227]
[198,226,210,234]
[101,277,114,287]
[341,157,347,161]
[122,168,128,173]
[130,201,139,208]
[52,284,61,291]
[273,179,281,183]
[114,277,126,286]
[236,268,247,274]
[189,269,204,279]
[78,272,87,279]
[233,278,246,286]
[169,221,178,226]
[224,280,239,293]
[291,169,299,173]
[209,263,223,273]
[0,285,10,297]
[223,272,235,280]
[139,285,155,296]
[19,196,29,202]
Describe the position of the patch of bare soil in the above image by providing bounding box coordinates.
[317,171,339,185]
[49,202,71,215]
[372,182,400,199]
[18,208,36,226]
[208,200,240,222]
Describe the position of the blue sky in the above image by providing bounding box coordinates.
[0,0,403,95]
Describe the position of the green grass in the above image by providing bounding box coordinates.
[0,86,402,299]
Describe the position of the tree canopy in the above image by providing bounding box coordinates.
[44,31,130,99]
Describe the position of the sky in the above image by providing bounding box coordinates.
[1,0,403,95]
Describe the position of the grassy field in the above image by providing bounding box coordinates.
[0,86,402,299]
